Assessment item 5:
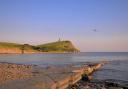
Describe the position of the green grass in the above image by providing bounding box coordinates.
[0,42,37,51]
[38,41,79,52]
[0,42,22,48]
[0,41,80,53]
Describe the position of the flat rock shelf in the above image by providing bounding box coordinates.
[0,62,106,89]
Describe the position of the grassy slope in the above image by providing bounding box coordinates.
[0,42,37,53]
[0,41,80,53]
[38,41,79,52]
[0,42,22,48]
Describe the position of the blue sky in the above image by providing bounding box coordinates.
[0,0,128,52]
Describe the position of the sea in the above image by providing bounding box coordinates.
[0,52,128,87]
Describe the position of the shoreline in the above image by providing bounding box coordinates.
[0,61,125,89]
[67,79,124,89]
[0,61,106,89]
[0,52,79,55]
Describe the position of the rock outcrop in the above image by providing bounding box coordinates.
[0,62,105,89]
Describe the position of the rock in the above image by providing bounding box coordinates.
[0,62,34,85]
[67,80,124,89]
[81,74,93,81]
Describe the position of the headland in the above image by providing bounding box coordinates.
[0,41,79,54]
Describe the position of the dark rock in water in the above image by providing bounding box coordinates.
[105,81,120,87]
[103,79,128,89]
[123,87,128,89]
[81,74,90,81]
[67,80,124,89]
[81,74,93,81]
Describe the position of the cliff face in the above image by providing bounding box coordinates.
[0,41,80,53]
[38,41,80,52]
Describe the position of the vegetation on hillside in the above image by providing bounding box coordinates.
[0,41,80,53]
[0,42,38,53]
[37,41,79,52]
[0,42,22,48]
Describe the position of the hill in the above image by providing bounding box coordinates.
[0,42,38,53]
[0,41,80,53]
[37,41,79,52]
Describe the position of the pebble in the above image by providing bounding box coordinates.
[67,80,124,89]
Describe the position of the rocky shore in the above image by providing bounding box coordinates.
[0,61,111,89]
[67,80,125,89]
[0,62,37,85]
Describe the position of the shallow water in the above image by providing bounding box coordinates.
[0,52,128,86]
[93,60,128,87]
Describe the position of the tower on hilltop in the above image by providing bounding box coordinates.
[58,38,61,42]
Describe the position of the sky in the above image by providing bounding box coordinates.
[0,0,128,52]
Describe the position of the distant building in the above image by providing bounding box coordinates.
[58,38,61,42]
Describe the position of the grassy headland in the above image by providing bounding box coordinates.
[0,42,39,53]
[0,41,79,53]
[38,41,79,52]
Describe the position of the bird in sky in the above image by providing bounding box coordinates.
[92,29,97,32]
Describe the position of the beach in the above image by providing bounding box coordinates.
[0,61,107,89]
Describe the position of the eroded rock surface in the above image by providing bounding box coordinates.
[0,62,106,89]
[0,62,35,84]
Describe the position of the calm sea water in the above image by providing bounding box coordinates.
[0,52,128,86]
